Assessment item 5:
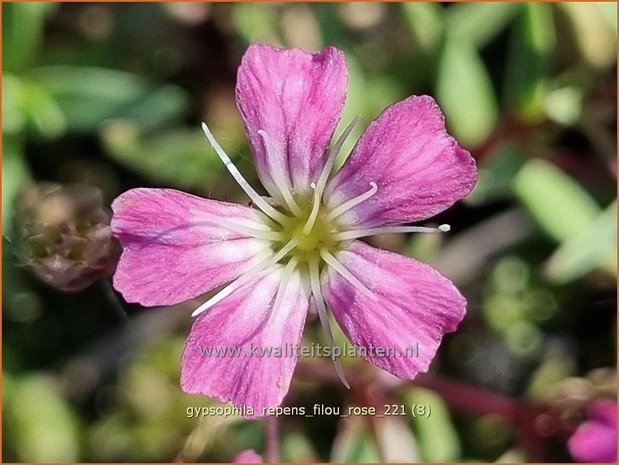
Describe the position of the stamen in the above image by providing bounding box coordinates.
[189,209,285,241]
[201,123,288,225]
[191,238,299,317]
[320,249,377,301]
[257,130,302,216]
[260,196,280,207]
[318,115,361,193]
[333,224,452,241]
[325,182,378,221]
[224,225,283,241]
[222,226,284,242]
[265,257,299,325]
[308,258,350,389]
[302,116,360,235]
[302,183,320,235]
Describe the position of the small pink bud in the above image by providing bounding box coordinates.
[14,183,120,292]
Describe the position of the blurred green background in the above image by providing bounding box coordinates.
[2,2,617,462]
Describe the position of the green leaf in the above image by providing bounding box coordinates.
[21,79,68,138]
[401,3,444,52]
[3,74,67,138]
[504,3,555,123]
[558,3,617,70]
[330,417,381,462]
[6,374,80,462]
[466,146,526,206]
[2,136,30,232]
[2,74,26,135]
[3,3,55,73]
[101,123,224,192]
[363,76,404,122]
[404,387,461,462]
[544,86,583,126]
[513,159,601,242]
[526,350,575,401]
[281,431,318,462]
[232,3,280,44]
[337,53,367,168]
[437,35,498,148]
[405,232,443,263]
[31,66,189,132]
[446,3,521,49]
[545,200,617,283]
[121,85,190,130]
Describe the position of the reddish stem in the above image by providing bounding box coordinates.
[295,361,558,461]
[265,415,280,463]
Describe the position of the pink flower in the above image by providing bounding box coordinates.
[568,399,617,462]
[112,44,477,413]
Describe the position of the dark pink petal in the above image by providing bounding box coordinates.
[180,267,309,413]
[236,44,347,197]
[112,188,271,306]
[322,241,466,379]
[568,400,617,463]
[325,95,477,228]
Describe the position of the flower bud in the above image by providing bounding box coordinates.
[14,183,120,292]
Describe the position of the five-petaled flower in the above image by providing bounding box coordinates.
[111,44,477,414]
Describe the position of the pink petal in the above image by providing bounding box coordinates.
[233,450,263,463]
[112,188,271,306]
[236,44,347,197]
[568,400,617,463]
[322,241,466,379]
[180,267,309,414]
[325,95,477,228]
[589,399,618,427]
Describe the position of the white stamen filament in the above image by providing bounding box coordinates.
[189,209,284,241]
[257,130,302,216]
[333,224,452,241]
[221,225,283,242]
[303,116,360,235]
[308,258,350,389]
[302,182,320,235]
[320,249,377,301]
[224,226,283,242]
[326,182,378,221]
[265,257,299,325]
[260,196,280,207]
[201,123,288,225]
[191,238,299,317]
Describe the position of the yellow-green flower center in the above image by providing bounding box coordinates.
[273,195,341,264]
